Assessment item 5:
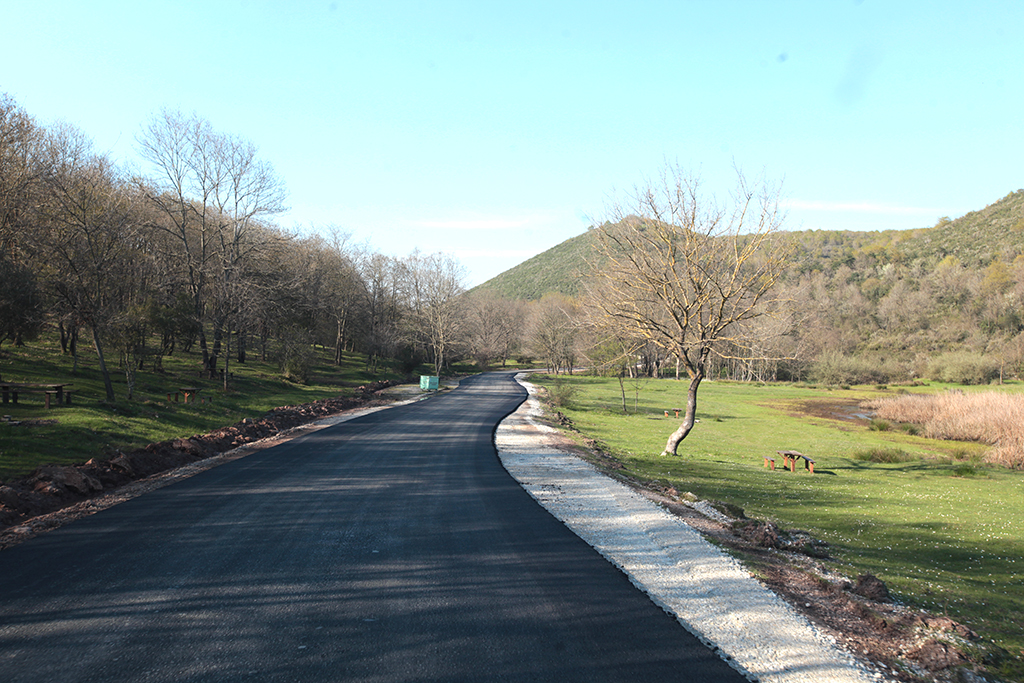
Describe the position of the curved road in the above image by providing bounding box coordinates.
[0,372,745,682]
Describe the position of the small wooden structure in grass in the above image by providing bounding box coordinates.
[0,383,73,409]
[765,450,815,473]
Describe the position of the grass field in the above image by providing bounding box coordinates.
[0,338,409,481]
[532,374,1024,679]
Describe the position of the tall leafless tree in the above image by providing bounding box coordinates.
[587,166,789,456]
[36,124,145,402]
[357,251,406,374]
[137,110,286,383]
[406,251,467,374]
[465,291,525,367]
[529,293,579,375]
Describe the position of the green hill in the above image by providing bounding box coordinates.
[475,190,1024,300]
[899,189,1024,266]
[473,228,600,300]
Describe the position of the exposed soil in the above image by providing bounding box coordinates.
[781,397,877,428]
[546,403,1008,683]
[0,380,401,548]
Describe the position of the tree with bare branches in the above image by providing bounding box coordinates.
[587,166,789,456]
[406,251,467,375]
[464,290,525,367]
[530,293,579,375]
[137,109,286,383]
[35,124,145,402]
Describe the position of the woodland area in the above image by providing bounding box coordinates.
[5,90,1024,395]
[0,94,532,389]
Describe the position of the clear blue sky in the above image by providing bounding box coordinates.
[3,1,1022,285]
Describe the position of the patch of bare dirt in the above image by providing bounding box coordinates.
[546,408,1005,683]
[785,397,879,426]
[0,380,401,548]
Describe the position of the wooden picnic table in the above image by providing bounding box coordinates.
[777,449,815,473]
[0,383,73,408]
[178,387,201,404]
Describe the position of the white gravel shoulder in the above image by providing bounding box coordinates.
[496,374,887,683]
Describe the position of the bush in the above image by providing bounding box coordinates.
[925,351,1000,385]
[280,345,314,384]
[547,379,579,408]
[868,418,890,431]
[952,464,979,478]
[811,351,910,386]
[853,447,916,463]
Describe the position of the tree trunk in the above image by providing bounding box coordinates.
[91,325,116,402]
[208,323,223,378]
[224,324,230,391]
[199,327,210,368]
[662,372,703,456]
[618,373,627,413]
[334,313,347,365]
[71,327,79,374]
[124,359,136,401]
[237,328,246,363]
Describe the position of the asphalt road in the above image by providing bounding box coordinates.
[0,372,746,682]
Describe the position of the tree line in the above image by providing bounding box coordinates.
[0,94,541,396]
[7,89,1021,418]
[481,188,1024,389]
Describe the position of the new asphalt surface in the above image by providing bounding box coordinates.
[0,372,747,682]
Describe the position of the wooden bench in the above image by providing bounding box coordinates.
[763,455,776,470]
[168,387,202,404]
[1,383,72,408]
[777,449,815,473]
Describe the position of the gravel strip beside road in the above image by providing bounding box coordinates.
[496,375,887,683]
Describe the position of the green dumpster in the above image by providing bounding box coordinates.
[420,375,439,391]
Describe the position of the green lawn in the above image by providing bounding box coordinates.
[0,338,408,480]
[534,374,1024,679]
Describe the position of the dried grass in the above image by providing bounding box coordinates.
[864,392,1024,468]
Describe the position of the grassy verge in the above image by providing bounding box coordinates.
[532,374,1024,680]
[0,338,409,481]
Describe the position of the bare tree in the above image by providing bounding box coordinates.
[0,95,45,354]
[35,124,145,402]
[465,291,525,367]
[529,293,579,374]
[357,251,407,374]
[137,110,220,372]
[587,166,789,456]
[406,251,467,374]
[208,130,287,387]
[296,228,363,366]
[0,255,42,353]
[137,110,286,383]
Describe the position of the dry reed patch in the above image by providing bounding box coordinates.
[864,392,1024,467]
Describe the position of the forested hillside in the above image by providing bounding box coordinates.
[472,229,595,300]
[476,190,1024,384]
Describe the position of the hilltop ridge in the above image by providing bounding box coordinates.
[474,189,1024,301]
